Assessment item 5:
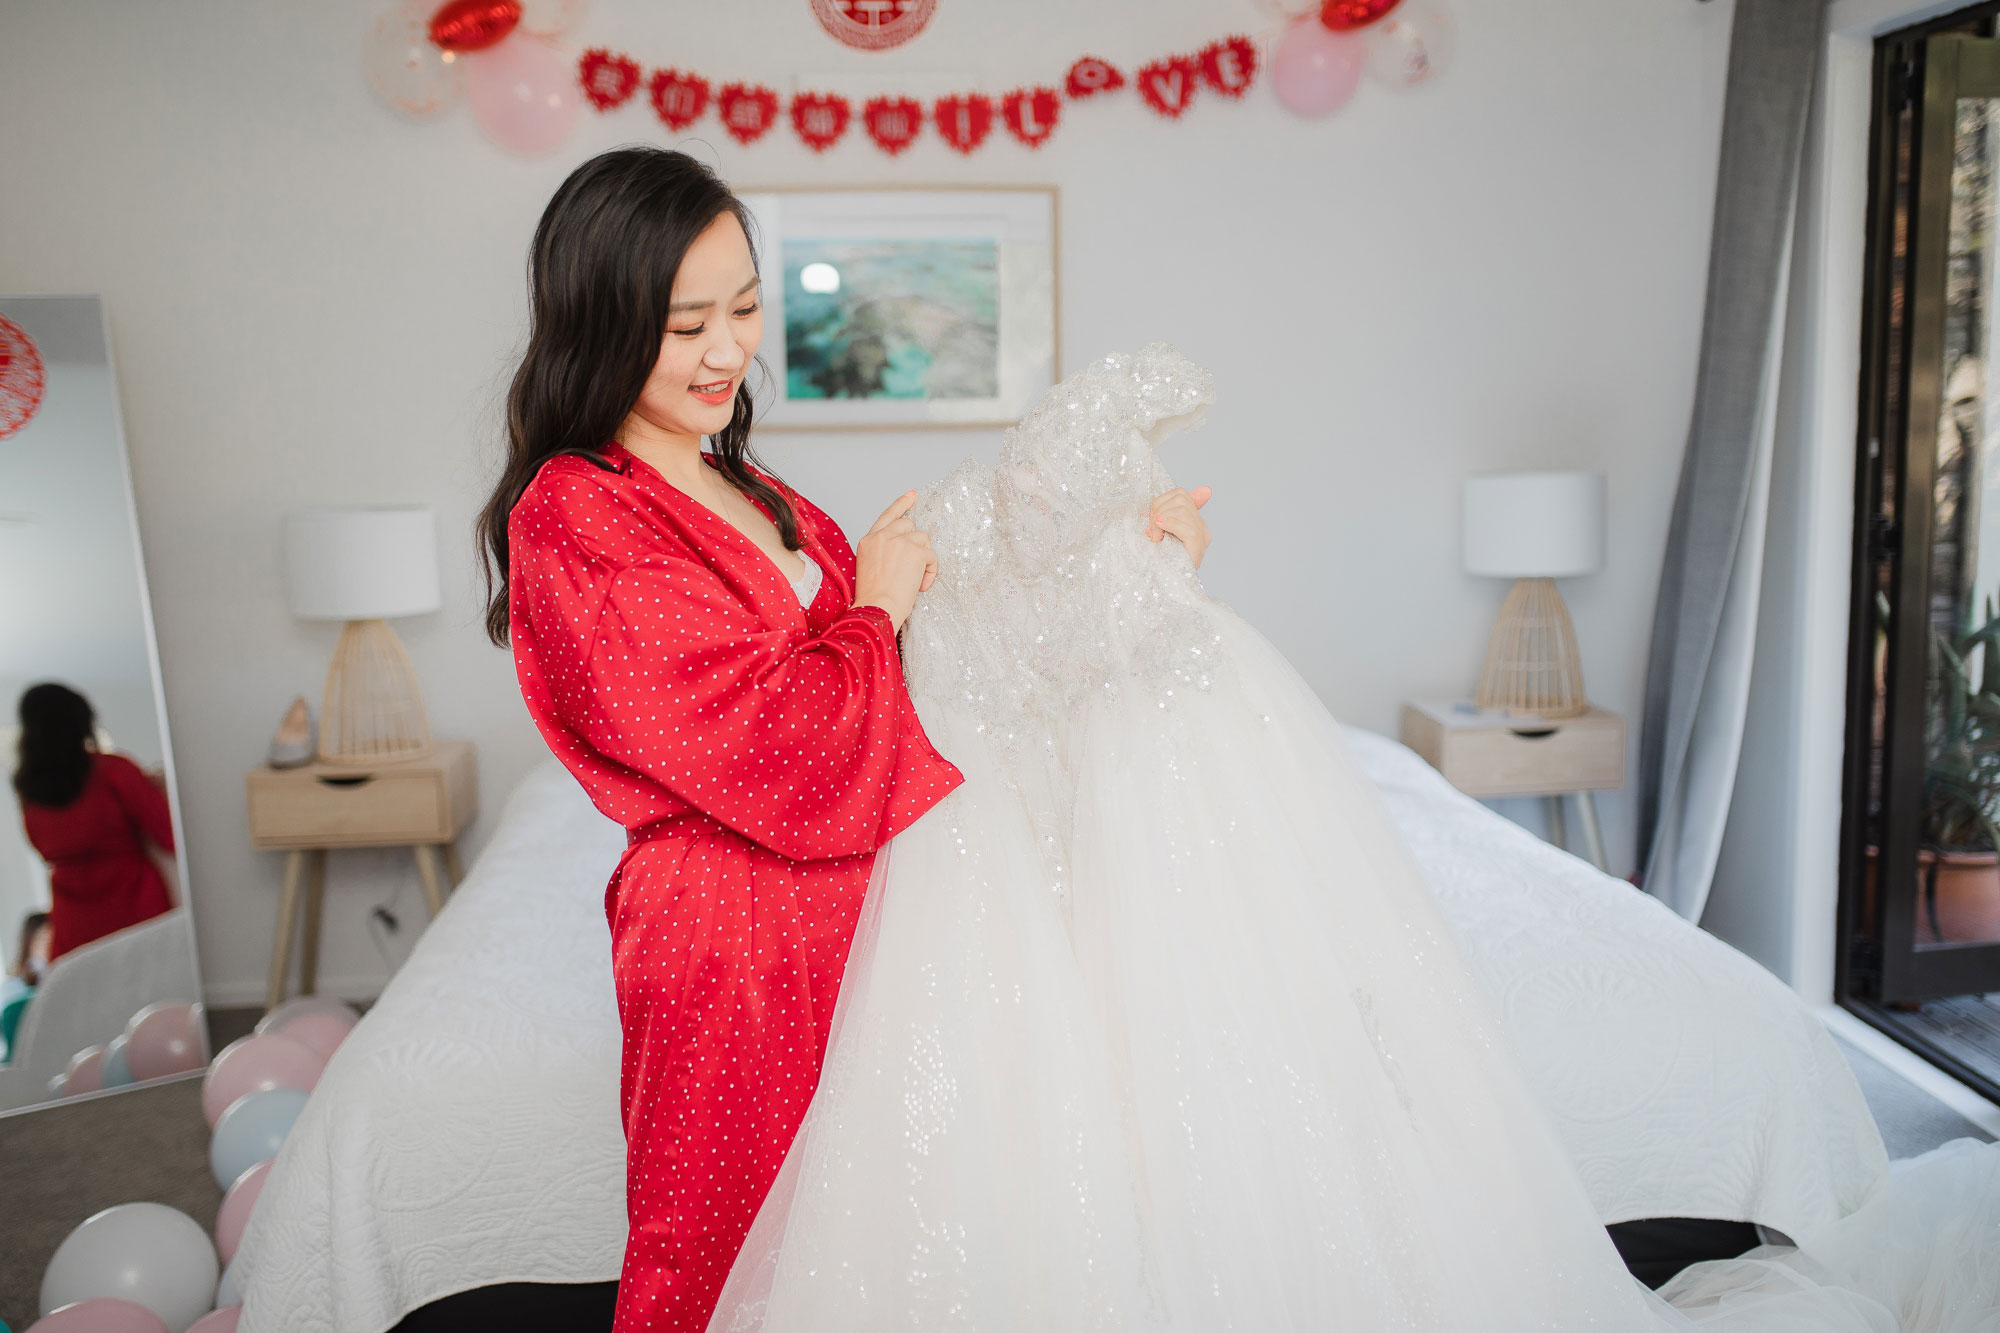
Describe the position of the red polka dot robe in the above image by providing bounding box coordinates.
[508,441,964,1333]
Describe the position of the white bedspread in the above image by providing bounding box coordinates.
[237,736,1890,1333]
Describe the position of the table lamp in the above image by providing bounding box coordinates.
[284,507,441,766]
[1462,471,1605,719]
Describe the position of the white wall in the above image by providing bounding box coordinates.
[0,0,1735,1004]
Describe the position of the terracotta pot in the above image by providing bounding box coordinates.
[1919,848,2000,945]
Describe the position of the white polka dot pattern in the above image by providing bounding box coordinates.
[506,442,964,1333]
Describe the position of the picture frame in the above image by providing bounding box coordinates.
[738,186,1059,431]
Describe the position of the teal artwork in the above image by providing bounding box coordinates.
[783,238,1000,401]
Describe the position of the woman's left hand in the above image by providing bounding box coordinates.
[1146,485,1212,569]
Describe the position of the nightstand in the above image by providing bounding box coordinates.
[246,741,478,1011]
[1399,700,1625,870]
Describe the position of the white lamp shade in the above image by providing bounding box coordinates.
[285,507,441,621]
[1462,471,1605,579]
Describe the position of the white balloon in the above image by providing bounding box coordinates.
[363,1,464,118]
[253,995,359,1037]
[1363,0,1457,87]
[40,1202,220,1332]
[215,1257,239,1310]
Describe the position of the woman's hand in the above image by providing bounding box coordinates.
[854,490,938,632]
[1146,485,1213,569]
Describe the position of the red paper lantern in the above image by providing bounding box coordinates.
[791,91,852,151]
[1318,0,1402,31]
[649,68,711,131]
[717,84,780,144]
[1135,55,1198,119]
[863,96,923,154]
[1001,87,1060,148]
[933,93,994,154]
[1198,36,1259,98]
[1065,56,1125,99]
[0,315,45,442]
[578,49,641,111]
[427,0,521,52]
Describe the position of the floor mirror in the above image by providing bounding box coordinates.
[0,293,204,1114]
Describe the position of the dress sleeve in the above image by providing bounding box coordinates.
[100,754,176,851]
[514,469,957,863]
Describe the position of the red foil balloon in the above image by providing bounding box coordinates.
[1319,0,1402,31]
[429,0,522,52]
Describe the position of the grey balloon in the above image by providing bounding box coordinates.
[39,1201,220,1333]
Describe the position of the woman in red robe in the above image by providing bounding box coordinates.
[482,147,963,1333]
[13,683,176,961]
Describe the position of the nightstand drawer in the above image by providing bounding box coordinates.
[247,741,476,849]
[1400,704,1624,797]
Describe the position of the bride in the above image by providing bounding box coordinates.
[708,344,2000,1332]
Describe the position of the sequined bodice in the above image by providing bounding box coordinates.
[902,343,1223,901]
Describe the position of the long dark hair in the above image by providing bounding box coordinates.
[477,146,799,646]
[13,682,96,808]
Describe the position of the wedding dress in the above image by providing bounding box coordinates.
[708,345,2000,1332]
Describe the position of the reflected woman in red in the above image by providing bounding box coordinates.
[13,682,176,962]
[477,148,963,1333]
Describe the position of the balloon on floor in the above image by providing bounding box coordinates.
[37,1202,218,1333]
[126,1002,208,1081]
[209,1087,309,1191]
[200,1033,324,1128]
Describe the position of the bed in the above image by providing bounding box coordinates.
[233,731,1892,1333]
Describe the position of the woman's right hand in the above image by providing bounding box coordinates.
[854,490,937,632]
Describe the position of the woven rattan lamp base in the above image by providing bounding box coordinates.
[317,617,434,766]
[1475,577,1588,719]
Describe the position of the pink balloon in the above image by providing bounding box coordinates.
[28,1298,170,1333]
[214,1158,272,1265]
[62,1045,107,1097]
[1270,18,1367,116]
[463,32,580,155]
[270,1009,355,1060]
[201,1034,326,1129]
[186,1305,241,1333]
[126,1002,208,1081]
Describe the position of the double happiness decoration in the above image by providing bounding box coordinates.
[364,0,1452,156]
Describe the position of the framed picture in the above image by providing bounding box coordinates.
[738,186,1058,430]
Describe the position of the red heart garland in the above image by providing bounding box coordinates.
[717,83,779,144]
[1001,87,1060,148]
[1198,36,1259,98]
[578,49,641,111]
[1319,0,1402,30]
[933,93,994,154]
[863,96,923,155]
[648,68,711,130]
[1064,56,1125,99]
[1135,56,1198,119]
[791,91,852,152]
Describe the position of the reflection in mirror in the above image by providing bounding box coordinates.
[0,295,205,1113]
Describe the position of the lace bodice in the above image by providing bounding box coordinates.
[902,343,1227,903]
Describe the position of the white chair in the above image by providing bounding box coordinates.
[0,909,205,1112]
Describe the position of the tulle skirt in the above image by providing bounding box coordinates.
[710,604,2000,1332]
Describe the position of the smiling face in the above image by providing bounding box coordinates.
[621,210,764,445]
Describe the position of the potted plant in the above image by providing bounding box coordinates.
[1918,597,2000,944]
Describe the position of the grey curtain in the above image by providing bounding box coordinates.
[1636,0,1824,919]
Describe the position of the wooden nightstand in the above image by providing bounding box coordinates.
[1400,700,1625,870]
[246,741,477,1011]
